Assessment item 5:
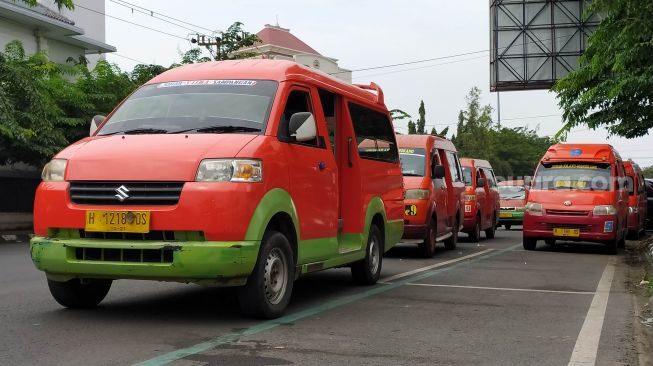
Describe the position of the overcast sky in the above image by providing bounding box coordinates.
[102,0,652,168]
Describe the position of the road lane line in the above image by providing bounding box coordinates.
[405,283,595,295]
[380,248,494,283]
[567,259,616,366]
[133,244,521,366]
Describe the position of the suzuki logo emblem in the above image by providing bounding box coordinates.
[115,185,130,201]
[563,200,572,206]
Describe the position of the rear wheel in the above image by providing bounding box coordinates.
[352,225,383,285]
[504,224,512,230]
[468,215,481,242]
[47,278,112,309]
[444,216,458,250]
[418,218,437,258]
[484,214,496,239]
[523,237,537,250]
[238,231,294,319]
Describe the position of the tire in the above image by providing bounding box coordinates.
[523,237,537,250]
[351,225,383,285]
[47,278,112,309]
[544,238,556,246]
[238,231,294,319]
[444,216,458,250]
[504,224,511,230]
[468,215,481,242]
[605,238,618,254]
[418,218,437,258]
[484,214,496,239]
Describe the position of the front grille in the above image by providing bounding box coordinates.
[74,247,174,263]
[70,181,184,206]
[541,223,592,232]
[546,209,589,216]
[80,230,176,241]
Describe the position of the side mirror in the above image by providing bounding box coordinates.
[476,177,487,187]
[90,115,105,136]
[288,112,316,142]
[432,164,445,179]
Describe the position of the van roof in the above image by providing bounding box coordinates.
[147,59,381,106]
[460,158,492,169]
[395,134,457,152]
[542,143,621,163]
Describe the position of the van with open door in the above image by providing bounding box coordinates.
[523,144,628,253]
[624,160,647,239]
[460,158,500,241]
[30,60,404,318]
[396,135,465,257]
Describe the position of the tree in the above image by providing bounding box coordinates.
[430,126,449,137]
[416,100,426,134]
[19,0,73,10]
[185,22,260,62]
[452,87,494,160]
[553,0,653,139]
[643,166,653,179]
[407,120,417,134]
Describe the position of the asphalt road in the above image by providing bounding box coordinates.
[0,228,646,366]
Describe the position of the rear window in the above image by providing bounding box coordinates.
[399,148,426,176]
[462,166,473,186]
[349,103,398,163]
[532,163,613,191]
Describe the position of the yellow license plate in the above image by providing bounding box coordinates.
[500,212,513,218]
[85,210,150,233]
[552,228,580,237]
[405,205,417,216]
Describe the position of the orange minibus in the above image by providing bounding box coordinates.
[624,160,647,239]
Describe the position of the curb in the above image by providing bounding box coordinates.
[0,232,33,244]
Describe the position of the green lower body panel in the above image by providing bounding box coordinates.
[498,211,524,224]
[30,236,260,286]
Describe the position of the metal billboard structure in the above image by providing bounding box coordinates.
[490,0,600,92]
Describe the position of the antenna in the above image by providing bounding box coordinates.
[275,14,279,27]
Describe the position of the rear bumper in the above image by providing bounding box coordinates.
[30,236,259,286]
[522,213,617,243]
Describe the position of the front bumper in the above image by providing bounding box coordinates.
[30,236,259,286]
[523,212,617,243]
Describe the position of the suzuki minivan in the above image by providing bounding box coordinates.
[523,144,628,253]
[30,60,404,318]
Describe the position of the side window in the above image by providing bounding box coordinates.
[348,102,398,163]
[445,151,462,182]
[281,89,318,147]
[318,88,337,155]
[486,169,497,187]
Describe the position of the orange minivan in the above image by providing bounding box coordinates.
[624,160,647,239]
[397,135,465,257]
[460,158,500,241]
[523,144,628,253]
[30,60,404,318]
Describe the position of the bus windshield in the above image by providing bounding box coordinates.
[399,148,426,177]
[532,163,613,191]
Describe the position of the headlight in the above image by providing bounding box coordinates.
[196,159,262,182]
[41,159,67,181]
[515,206,526,212]
[593,205,617,216]
[465,194,476,202]
[524,202,542,215]
[405,189,429,200]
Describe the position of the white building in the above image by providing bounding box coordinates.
[0,0,115,68]
[238,24,352,83]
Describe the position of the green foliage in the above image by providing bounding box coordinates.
[188,22,260,62]
[407,120,417,134]
[553,0,653,139]
[643,166,653,178]
[416,100,426,134]
[430,126,449,137]
[452,87,555,177]
[18,0,74,10]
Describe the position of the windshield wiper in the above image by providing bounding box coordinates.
[101,128,170,136]
[171,125,262,134]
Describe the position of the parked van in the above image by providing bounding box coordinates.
[523,144,628,253]
[624,160,647,239]
[30,60,404,318]
[396,135,465,257]
[460,159,500,240]
[498,180,526,230]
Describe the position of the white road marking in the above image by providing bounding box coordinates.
[380,249,494,283]
[405,283,595,295]
[567,259,616,366]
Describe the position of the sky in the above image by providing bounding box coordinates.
[101,0,652,168]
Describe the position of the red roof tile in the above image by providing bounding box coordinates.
[256,24,321,55]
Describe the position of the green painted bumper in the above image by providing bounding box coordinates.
[498,211,524,223]
[30,236,260,286]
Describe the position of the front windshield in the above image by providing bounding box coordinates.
[532,163,613,191]
[499,185,525,199]
[399,148,426,176]
[462,166,473,186]
[98,80,278,135]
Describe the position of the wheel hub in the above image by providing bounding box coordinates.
[264,248,287,305]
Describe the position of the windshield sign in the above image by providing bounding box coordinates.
[532,163,613,191]
[499,185,525,199]
[399,148,426,177]
[97,80,278,135]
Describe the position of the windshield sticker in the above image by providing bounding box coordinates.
[555,180,588,188]
[157,80,257,88]
[398,148,424,155]
[550,164,598,169]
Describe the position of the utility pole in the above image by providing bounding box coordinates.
[496,91,501,128]
[191,34,222,60]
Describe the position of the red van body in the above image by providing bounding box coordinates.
[460,158,500,241]
[523,144,628,253]
[397,135,465,257]
[624,160,647,239]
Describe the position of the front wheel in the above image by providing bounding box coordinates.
[47,278,112,309]
[523,238,537,250]
[238,231,294,319]
[504,224,512,230]
[418,218,437,258]
[351,225,383,285]
[468,215,481,242]
[444,217,458,250]
[484,214,496,239]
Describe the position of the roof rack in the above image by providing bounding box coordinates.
[354,82,384,105]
